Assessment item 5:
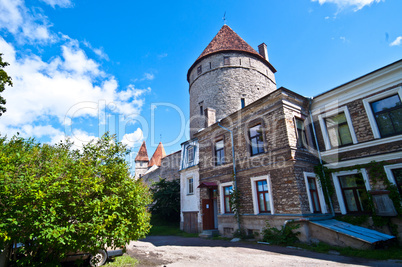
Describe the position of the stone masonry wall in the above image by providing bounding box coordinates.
[189,52,277,138]
[196,88,318,219]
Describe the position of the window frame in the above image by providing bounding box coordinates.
[224,56,230,66]
[187,177,194,195]
[249,123,265,156]
[187,145,194,165]
[303,172,327,214]
[332,169,371,215]
[362,87,402,139]
[384,163,402,196]
[219,181,234,214]
[318,106,358,150]
[250,176,274,215]
[241,98,245,109]
[294,117,308,149]
[214,139,225,166]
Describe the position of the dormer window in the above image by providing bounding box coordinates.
[187,146,194,164]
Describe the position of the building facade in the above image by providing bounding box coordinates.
[179,24,402,246]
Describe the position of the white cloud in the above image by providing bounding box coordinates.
[390,36,402,46]
[0,0,55,42]
[40,0,72,8]
[121,128,144,148]
[311,0,383,11]
[0,37,150,141]
[50,129,98,150]
[142,72,155,81]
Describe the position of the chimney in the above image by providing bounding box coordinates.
[258,43,269,61]
[205,108,216,127]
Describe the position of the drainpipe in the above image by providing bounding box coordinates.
[308,98,335,216]
[217,119,241,231]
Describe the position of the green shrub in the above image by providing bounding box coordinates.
[262,222,300,245]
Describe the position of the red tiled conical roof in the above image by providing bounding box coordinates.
[197,25,261,61]
[135,141,149,162]
[148,142,166,167]
[187,25,276,81]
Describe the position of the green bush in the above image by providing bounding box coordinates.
[0,134,152,266]
[150,179,180,223]
[262,222,300,246]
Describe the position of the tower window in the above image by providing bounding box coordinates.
[239,59,242,65]
[209,62,212,69]
[224,56,230,65]
[200,106,203,116]
[197,65,202,75]
[241,98,245,108]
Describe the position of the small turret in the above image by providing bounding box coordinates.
[134,141,149,178]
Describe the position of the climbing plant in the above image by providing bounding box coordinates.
[314,160,401,237]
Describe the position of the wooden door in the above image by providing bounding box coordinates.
[202,199,214,230]
[183,212,198,233]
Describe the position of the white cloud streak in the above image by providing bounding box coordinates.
[39,0,73,8]
[390,36,402,46]
[311,0,383,11]
[0,0,55,42]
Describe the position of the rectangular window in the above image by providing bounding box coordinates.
[308,124,317,149]
[307,177,321,213]
[223,185,233,213]
[370,94,402,138]
[188,178,194,194]
[295,118,307,148]
[339,174,370,213]
[241,98,245,108]
[325,112,353,148]
[215,140,224,166]
[187,146,194,164]
[256,180,270,213]
[391,168,402,196]
[249,124,264,156]
[224,56,230,65]
[197,65,202,75]
[209,62,212,69]
[200,106,203,116]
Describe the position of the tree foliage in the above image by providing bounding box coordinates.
[0,53,13,116]
[150,179,180,223]
[0,133,152,266]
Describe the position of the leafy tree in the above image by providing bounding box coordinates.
[0,53,13,116]
[150,179,180,223]
[0,133,152,266]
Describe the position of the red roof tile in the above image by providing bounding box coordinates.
[148,142,166,167]
[135,141,149,162]
[187,25,276,81]
[197,25,260,61]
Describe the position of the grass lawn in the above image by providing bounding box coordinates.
[105,255,138,266]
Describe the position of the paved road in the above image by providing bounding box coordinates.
[126,236,401,267]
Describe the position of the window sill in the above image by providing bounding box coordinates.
[186,193,194,196]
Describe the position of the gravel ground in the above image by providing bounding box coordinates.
[126,236,401,267]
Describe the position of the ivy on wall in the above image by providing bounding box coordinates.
[314,160,401,237]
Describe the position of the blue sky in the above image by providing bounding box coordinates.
[0,0,401,171]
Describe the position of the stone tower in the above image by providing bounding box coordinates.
[134,141,149,178]
[188,25,277,138]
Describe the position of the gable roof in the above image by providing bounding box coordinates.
[135,141,149,162]
[187,25,276,81]
[148,142,166,167]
